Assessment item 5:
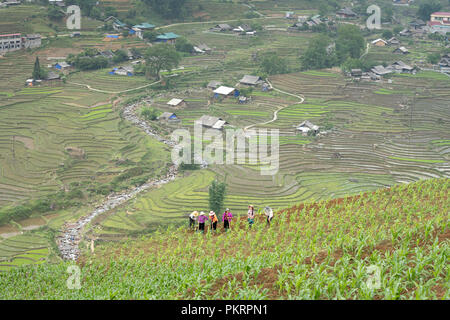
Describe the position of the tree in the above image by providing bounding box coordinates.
[175,37,194,53]
[427,52,441,64]
[259,52,288,75]
[140,107,159,121]
[417,1,442,21]
[143,31,159,42]
[32,57,44,80]
[382,29,393,39]
[143,0,189,19]
[209,180,226,215]
[335,24,365,63]
[300,35,337,70]
[47,6,65,21]
[144,43,181,80]
[113,49,128,63]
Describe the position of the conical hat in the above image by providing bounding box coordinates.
[209,211,215,216]
[200,211,205,216]
[192,211,199,217]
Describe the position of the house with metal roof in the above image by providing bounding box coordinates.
[393,46,410,54]
[213,86,236,96]
[196,115,228,130]
[156,32,180,44]
[239,75,264,86]
[336,7,357,18]
[158,112,179,122]
[296,121,320,136]
[167,98,185,107]
[207,81,222,90]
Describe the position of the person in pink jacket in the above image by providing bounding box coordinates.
[222,208,233,231]
[197,211,209,234]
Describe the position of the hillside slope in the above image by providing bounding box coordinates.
[0,178,448,299]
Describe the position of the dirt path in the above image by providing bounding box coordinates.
[67,80,161,94]
[244,79,305,131]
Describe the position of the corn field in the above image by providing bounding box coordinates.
[0,178,448,299]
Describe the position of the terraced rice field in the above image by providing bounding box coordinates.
[0,233,49,272]
[96,66,449,239]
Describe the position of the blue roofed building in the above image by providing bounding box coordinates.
[156,32,180,44]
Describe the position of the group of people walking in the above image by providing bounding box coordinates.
[189,205,274,233]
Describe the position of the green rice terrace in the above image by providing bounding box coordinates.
[0,0,448,300]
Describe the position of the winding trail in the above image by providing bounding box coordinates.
[244,79,305,131]
[57,101,178,261]
[67,80,161,94]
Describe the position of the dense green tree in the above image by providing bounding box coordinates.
[209,180,226,216]
[427,53,441,64]
[259,52,288,75]
[417,1,442,21]
[140,107,159,121]
[144,44,181,79]
[175,37,194,53]
[113,49,128,63]
[143,31,160,42]
[47,6,65,20]
[32,57,47,80]
[335,24,366,63]
[382,29,393,39]
[300,35,337,70]
[143,0,189,19]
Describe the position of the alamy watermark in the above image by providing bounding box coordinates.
[366,265,381,290]
[66,5,81,30]
[66,265,81,290]
[171,124,280,176]
[366,5,382,30]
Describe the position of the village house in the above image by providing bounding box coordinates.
[296,120,320,136]
[399,28,412,37]
[351,69,363,78]
[285,11,295,19]
[99,50,115,59]
[438,54,450,73]
[371,65,393,76]
[409,19,426,30]
[210,24,233,32]
[233,24,252,33]
[239,75,264,86]
[54,61,71,70]
[196,115,228,130]
[167,98,186,107]
[387,37,400,46]
[110,66,133,76]
[213,86,237,98]
[428,12,450,34]
[207,80,222,90]
[392,0,413,5]
[196,43,211,54]
[3,0,21,6]
[23,34,41,49]
[0,33,22,54]
[45,71,61,82]
[156,32,179,44]
[130,23,155,40]
[371,38,387,47]
[393,46,410,55]
[336,7,357,19]
[49,0,65,7]
[390,61,416,74]
[0,33,42,54]
[104,17,128,32]
[158,112,179,122]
